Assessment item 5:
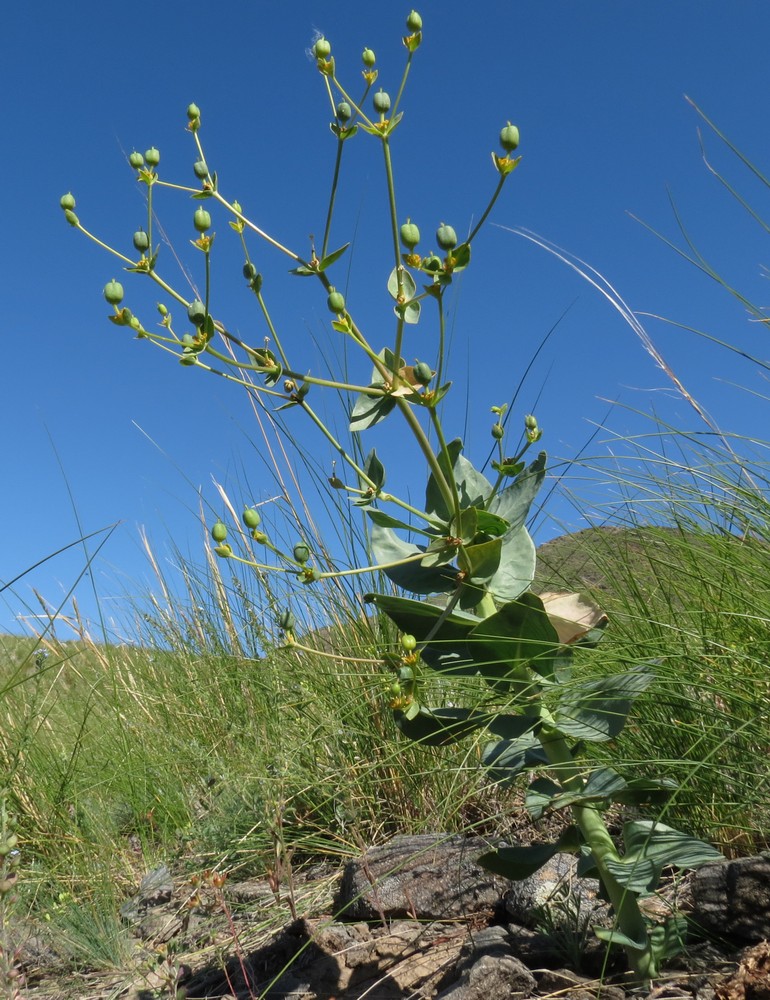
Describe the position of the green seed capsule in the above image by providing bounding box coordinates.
[413,361,433,385]
[313,37,331,59]
[406,10,422,31]
[327,289,346,314]
[60,192,76,210]
[243,261,257,281]
[64,208,79,227]
[336,101,352,122]
[133,230,150,253]
[193,159,209,179]
[278,609,296,631]
[187,103,201,120]
[401,633,417,652]
[524,413,538,430]
[373,89,391,114]
[362,47,376,66]
[491,423,505,440]
[293,543,310,564]
[436,223,457,250]
[193,207,212,232]
[144,147,160,167]
[187,300,206,327]
[242,507,261,529]
[500,122,520,152]
[128,151,144,169]
[103,279,124,305]
[211,521,228,543]
[400,220,420,249]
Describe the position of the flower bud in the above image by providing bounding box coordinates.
[133,229,150,253]
[187,103,201,121]
[193,207,212,232]
[362,47,376,66]
[157,302,169,317]
[128,151,144,169]
[214,544,232,557]
[313,37,331,59]
[436,223,457,250]
[373,89,391,114]
[327,289,346,314]
[406,10,422,30]
[293,543,311,564]
[242,507,261,529]
[211,521,228,543]
[400,220,420,249]
[103,279,124,305]
[524,414,538,430]
[60,192,76,210]
[500,122,520,152]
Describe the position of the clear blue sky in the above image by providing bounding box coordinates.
[4,1,770,639]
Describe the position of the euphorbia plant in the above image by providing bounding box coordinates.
[60,11,721,983]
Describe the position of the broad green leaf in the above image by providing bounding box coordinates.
[481,732,547,785]
[365,510,426,534]
[478,826,582,881]
[487,526,536,602]
[486,714,539,740]
[613,777,678,807]
[554,663,655,742]
[488,452,547,530]
[622,820,722,870]
[475,510,509,537]
[425,440,493,521]
[594,927,648,952]
[447,241,471,272]
[394,706,490,746]
[388,266,417,301]
[350,391,396,432]
[604,856,661,895]
[289,264,316,276]
[470,592,561,680]
[459,536,502,585]
[397,298,421,324]
[369,525,457,594]
[649,916,690,963]
[525,777,563,820]
[318,242,350,271]
[363,449,385,490]
[450,507,478,544]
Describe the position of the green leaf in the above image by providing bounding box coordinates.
[289,264,316,276]
[594,927,648,952]
[481,732,547,785]
[387,266,417,302]
[648,916,690,963]
[487,526,537,602]
[470,592,561,680]
[488,452,547,531]
[450,507,478,545]
[425,440,493,522]
[318,242,350,271]
[394,706,490,746]
[365,510,427,535]
[475,510,509,537]
[554,663,655,742]
[368,524,457,594]
[603,856,661,895]
[447,241,471,272]
[350,391,396,432]
[397,298,421,324]
[478,826,581,881]
[525,777,564,820]
[459,536,502,585]
[363,449,385,490]
[613,777,678,807]
[622,820,722,870]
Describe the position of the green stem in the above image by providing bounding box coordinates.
[381,138,407,364]
[322,137,345,260]
[538,729,659,982]
[467,173,508,245]
[297,399,378,488]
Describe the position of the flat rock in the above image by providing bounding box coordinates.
[336,833,505,920]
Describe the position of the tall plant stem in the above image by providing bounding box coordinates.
[538,728,658,982]
[322,138,345,260]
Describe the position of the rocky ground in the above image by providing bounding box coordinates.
[9,834,770,1000]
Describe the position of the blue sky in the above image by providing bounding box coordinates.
[4,1,770,639]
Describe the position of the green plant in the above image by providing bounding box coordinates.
[60,11,723,983]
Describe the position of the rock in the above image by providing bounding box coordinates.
[692,854,770,943]
[119,864,174,923]
[504,852,609,930]
[336,833,505,920]
[714,940,770,1000]
[435,949,536,1000]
